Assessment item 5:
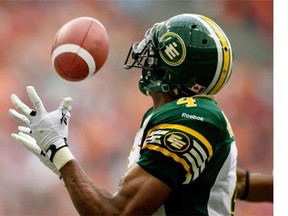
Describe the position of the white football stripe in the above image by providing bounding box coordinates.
[51,44,96,77]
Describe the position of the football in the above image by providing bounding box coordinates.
[51,17,109,81]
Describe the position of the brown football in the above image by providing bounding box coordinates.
[51,17,109,81]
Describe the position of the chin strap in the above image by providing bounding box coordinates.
[139,75,199,97]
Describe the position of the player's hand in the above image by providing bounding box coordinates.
[9,86,74,170]
[11,126,61,178]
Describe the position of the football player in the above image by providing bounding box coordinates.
[10,14,239,215]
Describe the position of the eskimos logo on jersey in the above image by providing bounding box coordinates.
[159,32,186,66]
[164,132,190,153]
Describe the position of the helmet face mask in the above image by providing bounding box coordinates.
[124,14,233,97]
[124,24,160,70]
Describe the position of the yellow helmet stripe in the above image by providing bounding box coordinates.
[199,15,233,95]
[187,14,223,94]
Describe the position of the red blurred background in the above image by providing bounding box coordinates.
[0,1,273,215]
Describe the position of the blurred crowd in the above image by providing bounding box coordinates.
[0,1,272,216]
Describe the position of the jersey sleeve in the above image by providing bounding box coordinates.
[137,123,214,189]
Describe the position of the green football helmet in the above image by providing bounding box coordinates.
[124,14,233,97]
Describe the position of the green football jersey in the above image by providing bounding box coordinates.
[127,96,237,216]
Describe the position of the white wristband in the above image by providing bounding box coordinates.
[53,147,75,170]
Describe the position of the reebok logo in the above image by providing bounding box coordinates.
[181,113,204,122]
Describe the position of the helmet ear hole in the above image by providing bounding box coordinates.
[155,69,167,78]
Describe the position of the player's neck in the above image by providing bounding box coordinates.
[150,92,174,110]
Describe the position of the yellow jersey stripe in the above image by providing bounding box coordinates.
[142,144,192,180]
[146,123,213,159]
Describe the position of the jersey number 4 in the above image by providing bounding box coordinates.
[177,97,197,107]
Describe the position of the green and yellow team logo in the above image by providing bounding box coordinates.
[164,131,191,153]
[159,32,186,66]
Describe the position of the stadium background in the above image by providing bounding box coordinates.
[0,1,273,215]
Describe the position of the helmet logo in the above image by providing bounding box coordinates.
[159,32,186,66]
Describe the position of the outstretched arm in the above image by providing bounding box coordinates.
[237,167,273,202]
[9,86,172,215]
[60,161,171,215]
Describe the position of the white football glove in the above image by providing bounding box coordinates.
[9,86,74,170]
[11,126,61,178]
